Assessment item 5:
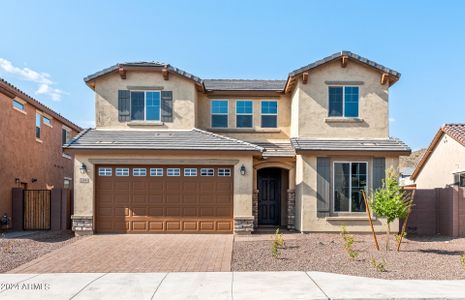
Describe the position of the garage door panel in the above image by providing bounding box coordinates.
[96,165,233,233]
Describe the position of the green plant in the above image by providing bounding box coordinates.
[370,167,413,251]
[271,228,285,258]
[460,252,465,266]
[371,257,387,272]
[394,232,406,244]
[340,226,359,259]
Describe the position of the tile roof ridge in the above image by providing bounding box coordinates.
[64,127,92,148]
[192,128,264,151]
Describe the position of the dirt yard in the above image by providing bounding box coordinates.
[232,233,465,279]
[0,231,83,273]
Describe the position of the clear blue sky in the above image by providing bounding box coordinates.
[1,0,464,150]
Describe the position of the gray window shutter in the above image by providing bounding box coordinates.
[118,90,130,122]
[373,157,386,191]
[161,91,173,122]
[317,157,331,217]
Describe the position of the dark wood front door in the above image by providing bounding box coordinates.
[258,168,281,225]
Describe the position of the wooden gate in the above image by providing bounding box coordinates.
[23,190,51,230]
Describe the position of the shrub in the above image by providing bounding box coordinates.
[460,252,465,266]
[340,226,359,259]
[271,228,285,258]
[371,257,387,272]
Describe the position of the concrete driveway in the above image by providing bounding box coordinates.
[9,234,233,273]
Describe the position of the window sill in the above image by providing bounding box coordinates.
[44,123,53,128]
[208,128,281,133]
[325,117,364,124]
[13,107,27,115]
[127,121,164,126]
[62,153,72,160]
[36,138,43,143]
[326,215,376,221]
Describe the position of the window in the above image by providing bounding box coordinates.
[64,178,72,189]
[454,172,465,187]
[35,112,41,139]
[62,128,72,145]
[98,167,112,176]
[261,101,278,128]
[211,100,228,128]
[328,86,359,117]
[13,99,25,111]
[201,168,214,176]
[150,168,163,176]
[167,168,180,176]
[218,168,231,176]
[43,116,52,126]
[236,100,253,128]
[333,162,367,212]
[133,168,147,176]
[116,168,129,176]
[130,91,161,121]
[184,168,197,176]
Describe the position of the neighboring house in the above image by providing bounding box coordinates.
[399,167,415,186]
[412,124,465,188]
[0,78,81,225]
[65,51,410,235]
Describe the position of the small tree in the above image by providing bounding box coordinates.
[370,167,412,251]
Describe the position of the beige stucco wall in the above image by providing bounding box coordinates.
[94,71,197,129]
[73,151,254,220]
[196,94,291,142]
[292,60,389,138]
[295,153,399,232]
[415,134,465,189]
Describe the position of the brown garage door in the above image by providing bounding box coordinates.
[95,165,233,233]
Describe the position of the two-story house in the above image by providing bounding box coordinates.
[65,51,410,235]
[0,78,81,225]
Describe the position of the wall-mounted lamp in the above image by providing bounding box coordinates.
[80,163,88,174]
[31,178,37,183]
[15,178,20,185]
[240,164,246,176]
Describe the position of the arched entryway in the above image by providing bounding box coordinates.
[256,167,289,227]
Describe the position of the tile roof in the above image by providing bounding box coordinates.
[203,79,286,91]
[254,142,296,157]
[290,137,411,153]
[64,128,263,152]
[0,77,82,132]
[288,51,401,78]
[411,124,465,180]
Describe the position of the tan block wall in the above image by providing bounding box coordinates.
[415,134,465,189]
[73,151,254,218]
[296,153,399,232]
[94,72,197,129]
[293,60,389,138]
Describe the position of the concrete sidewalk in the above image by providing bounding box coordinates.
[0,271,465,299]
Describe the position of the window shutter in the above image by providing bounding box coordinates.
[317,157,331,217]
[161,91,173,122]
[373,158,386,191]
[118,90,130,122]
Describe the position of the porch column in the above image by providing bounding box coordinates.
[287,189,296,230]
[252,189,259,228]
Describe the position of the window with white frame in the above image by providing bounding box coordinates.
[98,167,112,176]
[43,116,52,126]
[130,91,161,121]
[184,168,197,176]
[211,100,228,128]
[333,162,367,212]
[167,168,180,176]
[454,171,465,187]
[133,168,147,176]
[12,99,25,111]
[218,168,231,176]
[116,168,129,176]
[328,86,359,117]
[236,100,253,128]
[64,178,72,189]
[201,168,214,176]
[35,112,41,139]
[62,128,72,145]
[150,168,163,176]
[261,101,278,128]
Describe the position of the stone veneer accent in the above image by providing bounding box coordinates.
[252,189,259,228]
[287,189,296,230]
[71,215,93,235]
[234,216,254,234]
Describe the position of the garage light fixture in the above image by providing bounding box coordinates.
[80,163,88,174]
[240,164,246,176]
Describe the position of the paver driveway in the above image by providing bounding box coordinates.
[9,234,233,273]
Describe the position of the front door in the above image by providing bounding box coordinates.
[258,168,281,225]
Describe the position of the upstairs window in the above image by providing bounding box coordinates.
[328,86,359,117]
[62,128,72,145]
[261,101,278,128]
[13,99,25,111]
[211,100,228,128]
[43,116,52,126]
[236,100,253,128]
[130,91,161,121]
[454,172,465,187]
[35,112,41,139]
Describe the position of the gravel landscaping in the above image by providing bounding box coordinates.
[233,233,465,279]
[0,231,83,273]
